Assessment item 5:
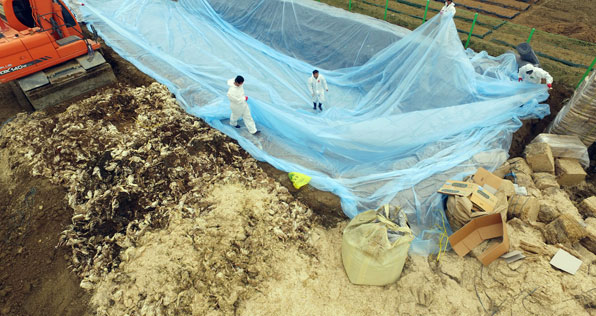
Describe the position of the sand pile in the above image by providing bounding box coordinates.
[0,83,314,315]
[241,218,595,315]
[91,180,314,315]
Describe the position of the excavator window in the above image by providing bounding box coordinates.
[12,0,35,28]
[57,1,76,27]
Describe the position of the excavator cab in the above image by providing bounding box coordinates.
[0,0,115,110]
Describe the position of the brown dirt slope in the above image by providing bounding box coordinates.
[0,151,91,316]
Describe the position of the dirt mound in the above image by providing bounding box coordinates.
[91,181,314,315]
[514,0,596,43]
[1,82,315,315]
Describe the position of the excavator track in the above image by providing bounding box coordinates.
[15,51,116,110]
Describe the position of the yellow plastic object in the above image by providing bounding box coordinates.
[341,205,414,286]
[288,172,311,189]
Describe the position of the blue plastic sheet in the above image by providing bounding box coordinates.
[72,0,549,254]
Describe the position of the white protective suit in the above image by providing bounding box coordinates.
[308,74,329,104]
[440,2,456,15]
[227,79,257,134]
[518,64,553,87]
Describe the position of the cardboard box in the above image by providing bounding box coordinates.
[438,182,498,213]
[437,180,476,197]
[544,214,587,244]
[498,179,515,198]
[473,168,503,194]
[438,168,501,213]
[508,195,540,222]
[448,213,510,266]
[508,157,533,176]
[469,187,498,213]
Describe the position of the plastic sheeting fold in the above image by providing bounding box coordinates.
[71,0,549,254]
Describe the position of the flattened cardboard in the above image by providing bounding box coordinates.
[473,167,503,194]
[550,249,582,275]
[437,181,476,197]
[469,187,498,213]
[448,213,510,266]
[501,250,526,263]
[438,181,498,213]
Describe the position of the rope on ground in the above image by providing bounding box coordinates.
[433,208,449,262]
[474,275,488,314]
[521,286,542,315]
[490,289,526,316]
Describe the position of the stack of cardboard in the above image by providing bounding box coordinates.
[439,168,505,230]
[439,168,510,266]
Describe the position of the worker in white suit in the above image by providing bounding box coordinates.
[440,0,456,15]
[518,64,553,89]
[308,70,328,111]
[227,76,258,134]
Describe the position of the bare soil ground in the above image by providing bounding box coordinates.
[0,154,90,316]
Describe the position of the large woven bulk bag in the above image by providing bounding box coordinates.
[341,205,414,286]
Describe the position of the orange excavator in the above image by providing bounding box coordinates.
[0,0,115,110]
